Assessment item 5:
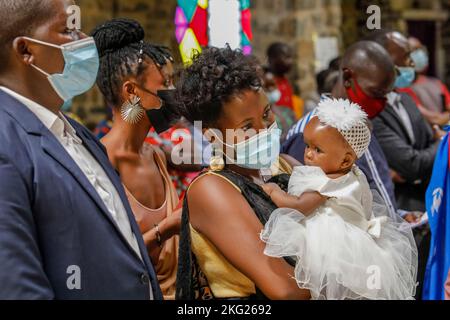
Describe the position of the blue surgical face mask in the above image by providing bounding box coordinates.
[61,98,73,112]
[24,37,100,102]
[266,89,281,105]
[411,49,429,73]
[395,66,415,89]
[214,122,282,170]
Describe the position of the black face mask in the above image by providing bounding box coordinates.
[146,89,181,134]
[135,83,180,134]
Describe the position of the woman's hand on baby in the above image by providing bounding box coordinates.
[261,183,282,197]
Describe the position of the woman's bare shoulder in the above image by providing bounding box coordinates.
[187,173,248,220]
[188,172,241,203]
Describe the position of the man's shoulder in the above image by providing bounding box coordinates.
[0,109,28,148]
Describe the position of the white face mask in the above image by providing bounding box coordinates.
[266,89,281,104]
[213,122,282,170]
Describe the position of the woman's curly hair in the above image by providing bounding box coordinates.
[176,46,263,126]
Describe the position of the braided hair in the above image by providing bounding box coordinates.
[91,18,173,106]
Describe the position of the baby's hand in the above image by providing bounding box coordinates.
[261,183,282,197]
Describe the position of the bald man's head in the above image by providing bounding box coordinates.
[340,41,395,99]
[0,0,55,73]
[342,41,394,76]
[366,30,413,67]
[409,37,423,51]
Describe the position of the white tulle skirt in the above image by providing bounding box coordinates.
[260,207,418,300]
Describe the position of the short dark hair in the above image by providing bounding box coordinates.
[0,0,55,73]
[91,18,173,107]
[328,57,342,71]
[267,42,291,60]
[176,46,263,126]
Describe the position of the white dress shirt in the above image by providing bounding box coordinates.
[0,87,144,261]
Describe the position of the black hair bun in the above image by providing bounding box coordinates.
[91,18,145,57]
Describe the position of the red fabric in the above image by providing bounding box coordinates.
[274,76,294,110]
[439,81,450,110]
[346,77,387,119]
[407,75,450,111]
[397,87,423,107]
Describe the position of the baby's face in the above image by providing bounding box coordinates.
[303,117,356,174]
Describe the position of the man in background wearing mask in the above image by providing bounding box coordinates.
[283,41,403,218]
[398,37,450,126]
[367,30,445,213]
[266,43,303,141]
[283,40,433,299]
[263,69,295,141]
[0,0,161,299]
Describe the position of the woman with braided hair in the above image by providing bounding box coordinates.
[91,18,180,299]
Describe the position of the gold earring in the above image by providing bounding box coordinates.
[209,145,225,171]
[120,95,144,124]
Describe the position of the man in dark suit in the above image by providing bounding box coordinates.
[367,30,445,212]
[0,0,161,299]
[373,91,440,212]
[366,30,447,299]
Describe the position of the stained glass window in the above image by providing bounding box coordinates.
[175,0,253,64]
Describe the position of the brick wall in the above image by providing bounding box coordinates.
[73,0,448,128]
[251,0,343,99]
[74,0,345,127]
[74,0,179,129]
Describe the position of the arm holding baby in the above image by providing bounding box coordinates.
[262,183,327,216]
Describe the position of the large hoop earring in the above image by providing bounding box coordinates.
[209,145,225,172]
[120,95,145,124]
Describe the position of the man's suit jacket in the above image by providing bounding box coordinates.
[372,92,439,212]
[0,90,163,300]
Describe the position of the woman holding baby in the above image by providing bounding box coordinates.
[175,46,417,300]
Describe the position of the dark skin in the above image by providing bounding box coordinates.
[332,43,422,223]
[263,117,353,215]
[0,0,81,113]
[189,89,310,299]
[408,36,450,126]
[385,32,415,68]
[263,71,278,92]
[383,33,446,155]
[333,52,395,101]
[101,59,181,265]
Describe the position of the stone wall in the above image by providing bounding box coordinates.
[74,0,345,127]
[251,0,343,98]
[342,0,449,82]
[73,0,448,128]
[74,0,179,129]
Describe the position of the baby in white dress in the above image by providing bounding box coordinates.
[261,98,418,300]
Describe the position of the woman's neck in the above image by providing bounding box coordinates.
[105,110,151,154]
